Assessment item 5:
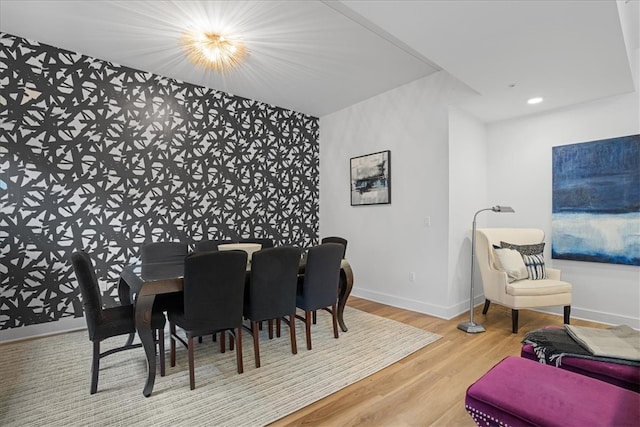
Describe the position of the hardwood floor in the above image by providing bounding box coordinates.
[270,297,608,426]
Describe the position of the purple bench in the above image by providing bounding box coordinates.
[465,356,640,427]
[521,343,640,392]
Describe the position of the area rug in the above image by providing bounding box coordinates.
[0,306,441,426]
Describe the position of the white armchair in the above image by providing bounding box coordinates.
[476,228,572,333]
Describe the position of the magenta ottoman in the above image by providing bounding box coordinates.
[465,356,640,427]
[521,343,640,392]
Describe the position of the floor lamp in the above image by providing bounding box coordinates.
[458,205,515,333]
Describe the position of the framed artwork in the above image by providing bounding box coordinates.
[552,134,640,266]
[350,150,391,206]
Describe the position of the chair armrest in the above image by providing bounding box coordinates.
[481,266,510,301]
[546,267,561,280]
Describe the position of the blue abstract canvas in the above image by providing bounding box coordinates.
[552,134,640,266]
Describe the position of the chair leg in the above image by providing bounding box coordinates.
[331,304,339,339]
[170,322,177,367]
[511,309,519,334]
[268,319,274,339]
[252,321,261,368]
[312,310,317,324]
[188,336,195,390]
[482,299,491,315]
[289,314,297,355]
[564,305,571,324]
[235,327,244,374]
[305,310,312,350]
[124,332,135,347]
[157,328,165,377]
[220,331,226,353]
[90,341,100,394]
[276,318,282,337]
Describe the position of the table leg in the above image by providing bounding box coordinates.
[337,262,354,332]
[118,278,136,347]
[135,293,157,397]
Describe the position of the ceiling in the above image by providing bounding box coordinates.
[1,0,638,122]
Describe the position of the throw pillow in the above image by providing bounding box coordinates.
[493,247,529,282]
[500,241,545,255]
[522,253,547,280]
[500,241,547,280]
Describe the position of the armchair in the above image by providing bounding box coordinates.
[475,228,572,333]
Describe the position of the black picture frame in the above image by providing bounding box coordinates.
[350,150,391,206]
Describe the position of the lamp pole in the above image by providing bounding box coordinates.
[458,205,514,333]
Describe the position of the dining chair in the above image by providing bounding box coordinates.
[122,241,187,346]
[239,237,275,248]
[243,246,302,367]
[295,243,343,350]
[167,250,248,390]
[194,239,235,252]
[71,250,166,394]
[321,236,347,259]
[141,241,188,264]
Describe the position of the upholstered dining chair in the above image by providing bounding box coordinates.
[321,236,347,259]
[141,241,188,264]
[239,237,274,248]
[475,228,572,333]
[295,243,343,350]
[243,246,302,367]
[71,250,166,394]
[168,250,247,390]
[194,239,235,252]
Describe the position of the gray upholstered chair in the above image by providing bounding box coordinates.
[296,243,343,350]
[71,250,166,394]
[476,228,572,333]
[168,250,247,389]
[194,239,235,252]
[321,236,347,258]
[243,246,302,367]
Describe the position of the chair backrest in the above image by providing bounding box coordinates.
[70,251,103,340]
[239,237,274,249]
[194,239,235,252]
[141,242,188,263]
[321,236,347,258]
[245,246,302,321]
[182,251,248,331]
[298,243,343,311]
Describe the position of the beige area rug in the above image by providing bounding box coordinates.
[0,307,441,426]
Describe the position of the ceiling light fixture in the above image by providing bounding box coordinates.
[182,28,247,72]
[527,96,543,105]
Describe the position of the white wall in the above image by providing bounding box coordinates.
[486,91,640,328]
[448,108,489,314]
[319,71,477,318]
[320,67,639,328]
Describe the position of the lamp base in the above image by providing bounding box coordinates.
[457,321,486,334]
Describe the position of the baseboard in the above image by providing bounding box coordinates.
[350,288,640,329]
[0,316,87,344]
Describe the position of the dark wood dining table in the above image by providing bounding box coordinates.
[118,258,354,397]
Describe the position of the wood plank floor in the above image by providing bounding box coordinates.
[270,297,608,426]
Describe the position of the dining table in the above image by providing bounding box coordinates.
[118,255,354,397]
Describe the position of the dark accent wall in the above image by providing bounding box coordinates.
[0,33,319,330]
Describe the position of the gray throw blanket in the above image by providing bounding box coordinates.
[523,327,640,367]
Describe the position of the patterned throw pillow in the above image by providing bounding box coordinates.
[500,241,547,280]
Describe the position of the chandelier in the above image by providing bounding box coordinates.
[182,28,247,71]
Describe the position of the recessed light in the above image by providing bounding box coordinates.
[527,97,543,105]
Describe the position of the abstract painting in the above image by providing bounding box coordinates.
[552,134,640,265]
[350,150,391,206]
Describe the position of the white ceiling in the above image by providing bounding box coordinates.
[1,0,638,122]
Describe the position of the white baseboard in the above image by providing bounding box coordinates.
[0,316,87,344]
[350,287,640,329]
